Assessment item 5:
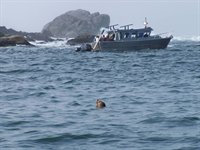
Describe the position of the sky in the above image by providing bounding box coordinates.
[0,0,199,37]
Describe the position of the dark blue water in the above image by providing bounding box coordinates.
[0,40,200,150]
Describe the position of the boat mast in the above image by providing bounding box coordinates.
[144,17,148,28]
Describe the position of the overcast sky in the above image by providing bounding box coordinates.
[0,0,199,37]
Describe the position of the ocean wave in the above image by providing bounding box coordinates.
[29,38,72,48]
[0,68,41,74]
[34,133,103,144]
[173,36,200,42]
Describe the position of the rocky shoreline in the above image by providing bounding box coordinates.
[0,33,32,47]
[0,26,54,47]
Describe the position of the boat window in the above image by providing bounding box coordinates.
[124,33,130,38]
[131,33,136,38]
[143,32,149,37]
[115,33,120,40]
[137,32,144,38]
[119,32,123,39]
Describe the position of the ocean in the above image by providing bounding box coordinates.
[0,37,200,150]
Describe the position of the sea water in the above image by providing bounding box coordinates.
[0,38,200,150]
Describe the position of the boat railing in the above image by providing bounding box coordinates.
[120,24,133,30]
[106,24,119,30]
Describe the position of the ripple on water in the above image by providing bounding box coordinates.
[165,116,200,127]
[3,120,30,127]
[34,133,104,144]
[138,116,166,124]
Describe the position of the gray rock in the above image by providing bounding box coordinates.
[0,26,53,42]
[0,35,32,47]
[0,32,4,37]
[42,9,110,38]
[67,34,95,45]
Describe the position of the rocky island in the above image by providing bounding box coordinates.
[42,9,110,38]
[0,9,110,47]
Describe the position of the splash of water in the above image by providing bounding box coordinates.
[173,36,200,42]
[29,38,72,48]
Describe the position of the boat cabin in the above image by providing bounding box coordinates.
[117,27,153,40]
[99,24,153,41]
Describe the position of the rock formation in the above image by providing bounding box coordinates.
[0,9,110,46]
[0,35,32,47]
[42,9,110,38]
[0,26,53,42]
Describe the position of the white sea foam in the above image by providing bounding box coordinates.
[29,38,73,48]
[173,36,200,42]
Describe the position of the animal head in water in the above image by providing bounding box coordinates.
[96,99,106,108]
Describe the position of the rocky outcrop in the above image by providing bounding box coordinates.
[0,9,110,44]
[0,32,4,37]
[67,34,95,45]
[0,35,32,47]
[42,9,110,38]
[0,26,53,42]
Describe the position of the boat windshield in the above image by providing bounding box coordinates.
[95,26,153,41]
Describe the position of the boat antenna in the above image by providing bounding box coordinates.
[144,17,148,28]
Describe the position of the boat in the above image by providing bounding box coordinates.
[77,18,173,51]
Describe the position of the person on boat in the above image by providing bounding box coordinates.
[105,34,109,41]
[95,35,99,42]
[99,34,109,41]
[99,35,105,41]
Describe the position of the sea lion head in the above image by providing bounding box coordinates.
[96,99,106,108]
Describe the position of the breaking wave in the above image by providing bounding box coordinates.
[173,36,200,42]
[29,38,72,48]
